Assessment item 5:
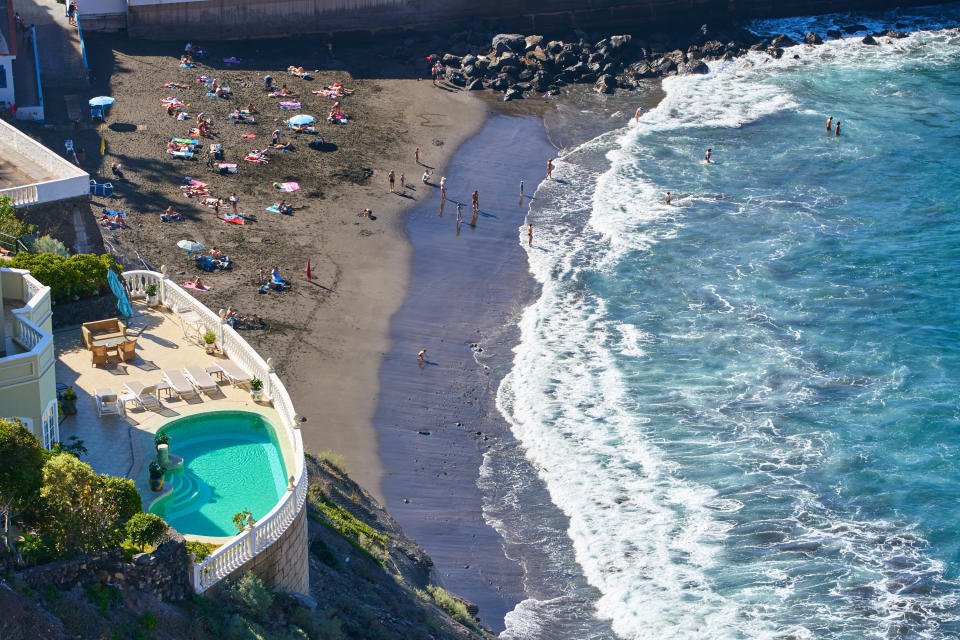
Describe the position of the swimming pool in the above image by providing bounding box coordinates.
[148,410,288,537]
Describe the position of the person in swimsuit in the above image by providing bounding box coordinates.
[826,116,833,132]
[388,170,395,192]
[705,148,712,163]
[835,121,841,137]
[547,158,553,178]
[665,191,671,205]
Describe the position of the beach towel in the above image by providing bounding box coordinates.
[160,97,183,105]
[279,101,301,110]
[103,210,127,217]
[164,83,187,89]
[173,138,198,146]
[218,163,238,173]
[272,181,300,192]
[182,281,210,291]
[326,114,349,124]
[206,92,217,97]
[197,76,215,83]
[242,134,256,139]
[167,149,193,159]
[178,113,189,120]
[266,205,291,214]
[202,198,222,208]
[224,57,242,64]
[179,63,195,68]
[222,214,244,225]
[187,178,206,187]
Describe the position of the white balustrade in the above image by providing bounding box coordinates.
[121,270,307,594]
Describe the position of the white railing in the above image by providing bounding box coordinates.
[121,270,307,593]
[0,184,38,206]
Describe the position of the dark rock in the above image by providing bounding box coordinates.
[449,42,469,57]
[466,78,484,91]
[518,68,534,82]
[665,49,685,65]
[826,29,842,39]
[595,74,617,93]
[882,30,908,39]
[547,88,561,95]
[546,40,564,55]
[793,54,800,59]
[749,43,766,52]
[617,74,636,90]
[652,57,677,75]
[474,57,489,73]
[804,32,824,45]
[462,64,477,77]
[861,35,879,45]
[492,33,526,55]
[770,34,797,48]
[602,61,621,75]
[700,40,725,59]
[555,48,579,67]
[531,71,551,92]
[609,34,632,51]
[725,42,742,56]
[766,47,784,59]
[524,35,544,52]
[503,86,523,101]
[527,47,548,63]
[842,24,868,34]
[489,74,510,90]
[489,52,518,71]
[461,53,478,68]
[721,50,737,61]
[588,51,605,65]
[678,60,709,75]
[587,62,603,74]
[445,69,467,86]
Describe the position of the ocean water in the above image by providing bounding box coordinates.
[492,6,960,639]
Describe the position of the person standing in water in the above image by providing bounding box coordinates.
[826,116,833,132]
[472,190,479,214]
[835,121,841,137]
[546,158,553,178]
[705,148,712,163]
[418,349,426,362]
[635,107,643,122]
[528,223,533,246]
[520,180,524,196]
[388,170,395,192]
[665,191,671,205]
[440,177,446,200]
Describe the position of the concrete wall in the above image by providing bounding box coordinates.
[126,0,956,39]
[222,504,309,594]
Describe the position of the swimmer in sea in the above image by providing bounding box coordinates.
[705,148,712,163]
[835,121,841,137]
[528,223,533,247]
[826,116,833,132]
[635,107,643,122]
[665,191,671,205]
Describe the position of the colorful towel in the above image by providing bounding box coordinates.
[167,149,193,158]
[187,179,206,187]
[179,63,195,68]
[223,57,242,64]
[218,163,238,173]
[103,210,127,217]
[197,76,215,83]
[222,214,244,225]
[173,138,197,146]
[279,101,301,110]
[266,205,290,214]
[160,97,183,105]
[182,282,210,291]
[272,181,300,192]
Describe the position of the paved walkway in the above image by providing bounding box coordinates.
[17,0,87,89]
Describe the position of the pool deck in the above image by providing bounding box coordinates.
[54,302,282,526]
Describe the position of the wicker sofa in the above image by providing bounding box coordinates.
[81,318,127,349]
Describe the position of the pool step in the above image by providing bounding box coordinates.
[156,470,213,521]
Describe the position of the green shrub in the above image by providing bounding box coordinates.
[0,419,45,542]
[222,572,274,621]
[99,475,141,522]
[31,235,70,257]
[0,196,33,241]
[85,583,122,615]
[9,252,122,301]
[125,513,168,551]
[137,612,157,630]
[426,585,478,631]
[43,584,61,602]
[186,540,217,562]
[232,508,253,533]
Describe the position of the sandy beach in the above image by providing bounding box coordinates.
[71,35,487,498]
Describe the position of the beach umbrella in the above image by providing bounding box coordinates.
[177,239,203,257]
[89,96,116,107]
[288,114,315,126]
[106,268,133,318]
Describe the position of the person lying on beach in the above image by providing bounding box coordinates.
[279,84,296,97]
[271,142,294,151]
[165,82,188,89]
[271,266,286,284]
[273,201,292,214]
[166,103,179,116]
[210,248,225,259]
[161,206,183,222]
[245,103,258,114]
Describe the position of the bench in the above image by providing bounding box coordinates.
[82,318,127,350]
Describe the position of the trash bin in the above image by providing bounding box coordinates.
[89,180,97,194]
[102,183,114,197]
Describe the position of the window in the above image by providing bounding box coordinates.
[0,65,7,89]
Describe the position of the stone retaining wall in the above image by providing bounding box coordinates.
[221,505,309,595]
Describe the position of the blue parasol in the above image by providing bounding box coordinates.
[288,114,315,126]
[89,96,116,107]
[107,269,133,318]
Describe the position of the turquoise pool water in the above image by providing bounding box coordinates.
[148,411,288,537]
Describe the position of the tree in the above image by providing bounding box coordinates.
[0,419,45,550]
[0,195,33,243]
[125,513,168,551]
[37,453,122,555]
[99,475,142,522]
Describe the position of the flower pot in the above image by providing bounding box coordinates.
[61,397,77,416]
[146,294,159,306]
[250,389,262,402]
[150,476,164,492]
[205,344,216,354]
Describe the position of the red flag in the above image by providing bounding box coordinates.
[306,259,311,281]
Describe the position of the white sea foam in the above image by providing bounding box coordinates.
[493,12,960,640]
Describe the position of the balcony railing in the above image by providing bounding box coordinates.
[121,269,306,593]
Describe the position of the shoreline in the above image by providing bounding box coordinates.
[371,84,665,631]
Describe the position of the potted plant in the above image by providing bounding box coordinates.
[145,283,159,306]
[154,431,170,452]
[60,386,78,416]
[249,377,263,402]
[203,331,217,354]
[149,460,165,492]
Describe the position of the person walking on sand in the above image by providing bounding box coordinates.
[440,177,446,200]
[415,147,420,164]
[388,170,395,192]
[472,190,479,214]
[705,148,712,163]
[422,169,432,184]
[230,193,239,214]
[826,116,833,132]
[546,158,553,179]
[665,191,671,205]
[528,223,533,247]
[835,121,841,137]
[400,174,405,190]
[418,348,427,362]
[456,202,462,221]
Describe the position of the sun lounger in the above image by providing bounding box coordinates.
[184,365,219,394]
[95,388,124,417]
[212,360,251,388]
[121,381,162,410]
[162,369,199,399]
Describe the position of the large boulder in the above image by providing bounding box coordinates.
[442,53,462,67]
[766,47,784,59]
[881,30,908,39]
[546,40,564,55]
[826,29,842,39]
[609,34,632,51]
[445,69,467,86]
[503,86,524,101]
[804,32,823,45]
[677,60,709,75]
[652,57,677,75]
[492,33,526,56]
[466,78,484,91]
[665,49,686,65]
[462,64,478,78]
[489,74,510,91]
[595,74,617,93]
[524,35,545,52]
[487,52,519,73]
[461,53,478,68]
[842,24,868,34]
[770,34,797,48]
[531,71,552,92]
[555,48,580,67]
[701,40,725,58]
[861,35,879,45]
[630,60,657,79]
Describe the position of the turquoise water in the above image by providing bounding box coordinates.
[496,7,960,639]
[149,411,287,537]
